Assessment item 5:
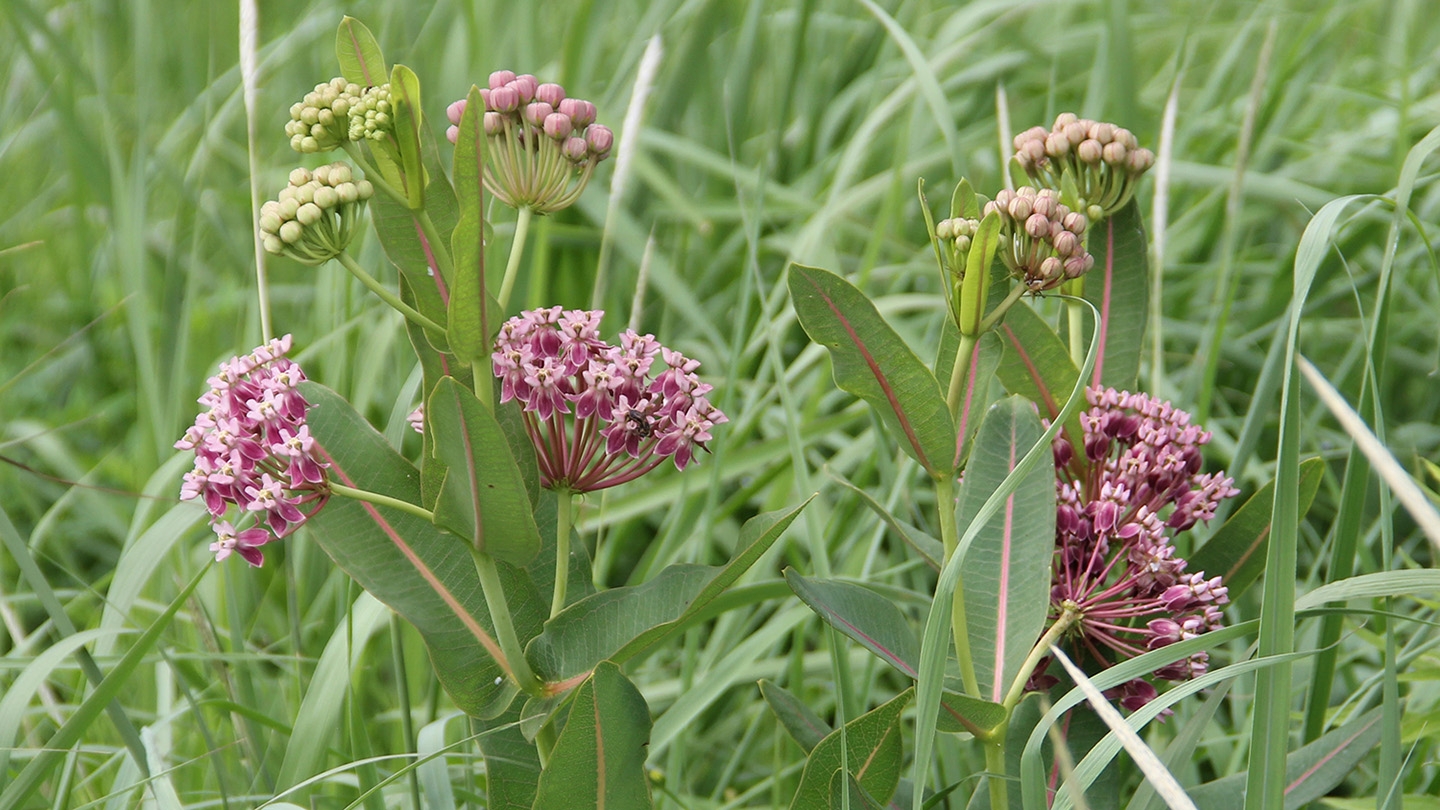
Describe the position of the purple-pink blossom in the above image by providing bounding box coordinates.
[1042,387,1238,708]
[493,308,726,493]
[177,335,328,567]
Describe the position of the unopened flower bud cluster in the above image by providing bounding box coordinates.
[259,163,375,265]
[445,71,615,214]
[1013,113,1155,221]
[984,187,1093,291]
[1032,387,1239,710]
[176,336,329,568]
[286,78,396,153]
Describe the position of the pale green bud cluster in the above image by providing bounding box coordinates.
[984,187,1092,291]
[285,78,364,153]
[934,214,986,335]
[1013,113,1155,221]
[347,84,394,142]
[259,163,375,265]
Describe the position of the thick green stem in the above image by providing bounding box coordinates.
[498,206,533,310]
[947,332,979,421]
[470,547,543,696]
[336,252,446,335]
[935,473,979,697]
[328,481,435,522]
[550,488,574,618]
[985,741,1008,810]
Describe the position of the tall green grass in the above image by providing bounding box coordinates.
[2,0,1438,807]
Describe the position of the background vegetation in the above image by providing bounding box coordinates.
[2,0,1437,807]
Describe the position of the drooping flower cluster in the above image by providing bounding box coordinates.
[259,164,374,264]
[493,308,726,493]
[1038,387,1239,709]
[176,336,329,567]
[445,71,614,214]
[982,187,1093,291]
[1012,113,1156,222]
[285,77,394,153]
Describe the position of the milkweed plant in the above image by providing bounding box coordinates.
[160,14,1359,807]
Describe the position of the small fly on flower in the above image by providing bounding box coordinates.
[626,409,653,438]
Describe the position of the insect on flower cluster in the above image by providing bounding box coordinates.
[176,336,328,567]
[492,307,727,493]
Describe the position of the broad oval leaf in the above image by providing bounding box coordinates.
[1083,202,1149,390]
[427,376,542,566]
[790,689,912,810]
[526,502,807,682]
[300,381,544,715]
[335,16,386,86]
[532,662,653,810]
[785,571,920,678]
[789,263,956,476]
[957,396,1056,704]
[1187,708,1381,810]
[995,303,1079,427]
[759,680,831,754]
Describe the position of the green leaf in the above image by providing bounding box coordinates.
[1083,202,1150,390]
[532,662,653,810]
[427,377,542,566]
[1188,457,1325,601]
[937,690,1006,737]
[995,302,1082,448]
[789,263,956,476]
[832,773,886,810]
[790,689,912,810]
[370,124,459,330]
[957,397,1056,704]
[760,680,832,753]
[1189,708,1381,810]
[785,571,920,678]
[526,502,808,681]
[336,16,386,86]
[448,84,492,365]
[300,381,545,716]
[475,703,542,810]
[388,63,427,209]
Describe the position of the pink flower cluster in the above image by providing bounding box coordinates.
[493,308,726,493]
[176,336,328,567]
[1040,387,1239,709]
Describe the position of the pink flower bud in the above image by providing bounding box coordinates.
[1103,141,1128,165]
[488,70,516,90]
[544,112,573,140]
[1008,195,1034,221]
[1045,131,1070,158]
[563,136,589,162]
[489,86,520,113]
[536,82,566,107]
[1025,213,1050,239]
[1088,121,1115,144]
[566,99,597,127]
[1032,191,1058,219]
[1063,212,1087,234]
[447,98,467,126]
[1128,148,1155,174]
[512,74,538,103]
[445,125,459,145]
[1077,139,1103,164]
[1063,121,1087,145]
[586,124,614,157]
[1020,139,1045,164]
[483,112,505,136]
[525,102,554,128]
[1038,256,1063,283]
[1053,230,1080,257]
[1053,111,1079,129]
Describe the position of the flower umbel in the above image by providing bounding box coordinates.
[1012,113,1156,222]
[984,187,1093,292]
[493,308,726,492]
[285,78,363,153]
[1038,387,1239,707]
[445,71,614,214]
[259,163,375,265]
[177,335,329,567]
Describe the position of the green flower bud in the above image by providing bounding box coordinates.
[279,220,304,244]
[259,161,373,265]
[313,186,339,209]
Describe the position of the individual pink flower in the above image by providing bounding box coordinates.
[492,309,726,493]
[177,335,329,567]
